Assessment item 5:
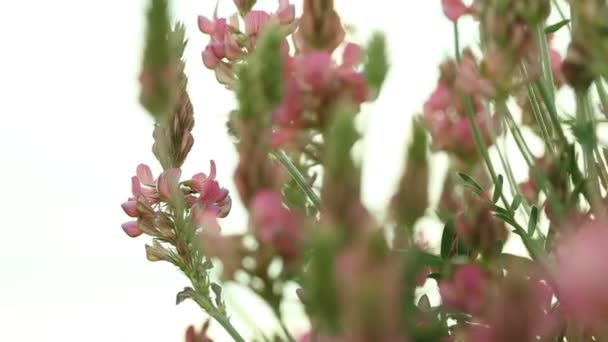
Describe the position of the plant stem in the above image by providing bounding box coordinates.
[213,311,247,342]
[519,63,555,155]
[536,23,555,103]
[272,150,322,210]
[453,22,461,62]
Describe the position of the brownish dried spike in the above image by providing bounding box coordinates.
[152,26,195,170]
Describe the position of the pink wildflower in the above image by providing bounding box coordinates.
[439,264,486,314]
[190,161,232,228]
[442,0,469,21]
[250,190,301,259]
[553,218,608,327]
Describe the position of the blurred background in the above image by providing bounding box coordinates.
[0,0,517,340]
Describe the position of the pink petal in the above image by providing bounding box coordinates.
[131,176,142,197]
[198,15,215,34]
[121,200,139,217]
[157,168,182,202]
[244,10,271,37]
[208,160,217,180]
[276,3,295,24]
[442,0,469,21]
[210,43,226,59]
[202,45,221,69]
[121,221,143,237]
[136,164,154,185]
[342,43,362,69]
[225,35,242,60]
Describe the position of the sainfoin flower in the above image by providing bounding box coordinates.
[553,218,608,327]
[439,264,486,314]
[120,161,231,238]
[250,190,301,259]
[442,0,470,21]
[272,43,369,146]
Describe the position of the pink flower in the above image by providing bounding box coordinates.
[250,190,301,259]
[190,161,232,229]
[121,221,143,238]
[442,0,469,21]
[553,218,608,327]
[244,10,271,39]
[440,264,486,314]
[157,168,182,202]
[120,163,161,237]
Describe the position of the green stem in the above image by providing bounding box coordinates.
[536,23,555,103]
[213,311,247,342]
[453,22,461,62]
[596,80,608,119]
[499,102,564,218]
[519,63,555,155]
[575,92,603,212]
[272,150,322,210]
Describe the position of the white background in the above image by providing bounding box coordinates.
[0,0,517,340]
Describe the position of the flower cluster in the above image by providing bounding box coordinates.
[121,161,231,238]
[198,0,296,88]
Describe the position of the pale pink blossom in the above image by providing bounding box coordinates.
[157,168,182,202]
[439,264,486,314]
[553,218,608,327]
[442,0,469,21]
[250,190,301,258]
[121,221,142,238]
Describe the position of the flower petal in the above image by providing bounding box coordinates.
[342,43,362,69]
[136,164,155,185]
[121,200,139,217]
[121,221,143,237]
[198,15,215,34]
[158,168,182,202]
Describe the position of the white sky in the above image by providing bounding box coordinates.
[0,0,489,340]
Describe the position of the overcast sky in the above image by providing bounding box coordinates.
[0,0,507,340]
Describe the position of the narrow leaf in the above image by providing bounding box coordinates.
[527,206,539,237]
[545,19,570,34]
[457,172,483,195]
[510,194,522,212]
[441,218,456,259]
[492,175,503,203]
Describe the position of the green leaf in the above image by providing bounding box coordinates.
[492,175,503,203]
[457,172,483,195]
[545,19,570,34]
[510,194,522,212]
[440,218,456,259]
[493,213,518,229]
[527,206,539,237]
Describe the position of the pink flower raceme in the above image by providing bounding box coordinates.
[250,190,301,259]
[423,53,499,160]
[198,0,296,88]
[440,264,486,314]
[120,161,231,238]
[553,218,608,328]
[272,43,369,146]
